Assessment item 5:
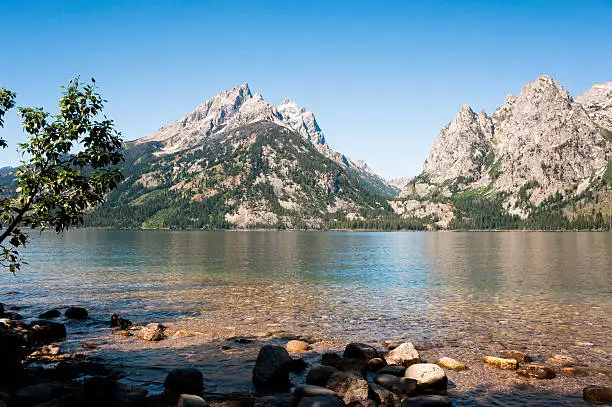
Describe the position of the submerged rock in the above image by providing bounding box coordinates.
[378,365,407,376]
[384,342,421,367]
[252,345,293,393]
[39,309,61,319]
[583,386,612,404]
[297,395,346,407]
[367,357,387,371]
[138,323,166,341]
[65,307,88,320]
[294,384,340,398]
[547,354,577,367]
[437,357,467,371]
[501,350,532,363]
[370,383,401,407]
[374,374,417,397]
[483,356,518,370]
[401,395,452,406]
[15,382,71,406]
[516,364,556,379]
[27,320,67,344]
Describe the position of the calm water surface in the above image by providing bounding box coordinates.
[1,231,611,405]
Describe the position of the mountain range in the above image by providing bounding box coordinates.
[61,77,612,229]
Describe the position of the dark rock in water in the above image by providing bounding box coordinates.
[26,320,67,343]
[516,364,556,379]
[3,312,23,320]
[291,357,308,372]
[64,307,88,320]
[374,374,417,397]
[583,386,612,404]
[322,352,342,366]
[306,365,339,387]
[367,357,387,371]
[297,395,347,407]
[234,337,254,344]
[138,323,165,341]
[110,314,133,330]
[501,350,532,363]
[351,400,378,407]
[252,345,293,393]
[15,382,71,406]
[378,365,406,376]
[0,303,3,314]
[401,395,452,407]
[164,368,204,401]
[39,309,61,319]
[178,394,210,407]
[326,371,369,405]
[344,342,379,361]
[370,383,401,407]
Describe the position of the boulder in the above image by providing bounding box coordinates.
[15,382,70,406]
[81,375,148,407]
[64,307,88,320]
[378,365,406,376]
[583,386,612,404]
[516,364,556,379]
[334,358,367,377]
[110,314,133,330]
[252,345,293,393]
[401,395,452,406]
[344,342,379,360]
[291,357,308,372]
[501,350,532,363]
[38,309,61,319]
[0,328,23,386]
[374,374,417,397]
[483,356,517,370]
[322,352,342,366]
[286,340,310,352]
[164,368,204,400]
[177,394,210,407]
[436,357,467,371]
[405,364,447,389]
[370,383,401,407]
[137,323,165,341]
[367,357,387,371]
[306,365,339,387]
[297,395,347,407]
[326,371,369,405]
[384,343,421,367]
[26,320,67,343]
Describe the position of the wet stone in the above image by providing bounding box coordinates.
[252,345,293,393]
[436,357,467,371]
[374,374,417,397]
[110,314,133,330]
[286,340,310,352]
[294,385,340,399]
[322,352,342,366]
[178,394,210,407]
[38,309,61,319]
[483,356,518,370]
[367,357,387,371]
[64,307,88,320]
[26,320,67,344]
[583,386,612,404]
[516,364,556,379]
[501,350,532,363]
[547,354,577,367]
[334,358,367,377]
[297,395,346,407]
[370,383,401,407]
[138,323,165,341]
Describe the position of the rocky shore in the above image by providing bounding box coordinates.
[1,303,611,407]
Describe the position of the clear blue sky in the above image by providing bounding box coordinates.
[1,0,611,178]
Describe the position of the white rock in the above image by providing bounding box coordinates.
[404,363,447,387]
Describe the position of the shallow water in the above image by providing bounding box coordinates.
[1,230,611,405]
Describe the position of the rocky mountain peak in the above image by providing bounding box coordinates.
[576,81,612,130]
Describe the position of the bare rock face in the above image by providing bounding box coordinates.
[394,75,612,226]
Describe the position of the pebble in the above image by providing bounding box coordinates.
[516,364,556,379]
[547,354,577,367]
[583,386,612,404]
[286,340,310,352]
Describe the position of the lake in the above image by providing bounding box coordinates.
[1,230,611,406]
